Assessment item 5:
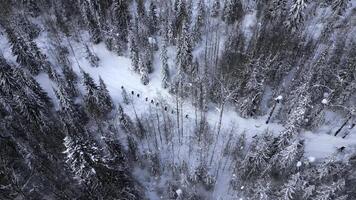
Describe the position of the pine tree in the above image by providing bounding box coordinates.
[54,83,82,127]
[239,132,272,180]
[285,0,307,31]
[160,41,170,89]
[277,173,303,200]
[129,17,140,72]
[63,134,101,195]
[110,0,130,54]
[314,179,347,200]
[148,1,158,35]
[22,0,41,17]
[250,178,272,200]
[268,0,288,21]
[121,86,130,105]
[222,0,244,24]
[137,0,146,18]
[16,14,40,40]
[0,56,19,96]
[62,64,78,98]
[98,77,114,115]
[211,0,221,17]
[173,0,188,38]
[139,56,150,85]
[271,139,304,176]
[332,0,350,16]
[13,68,52,107]
[85,45,100,68]
[176,20,192,76]
[81,1,102,44]
[6,28,46,75]
[192,0,206,44]
[82,70,102,118]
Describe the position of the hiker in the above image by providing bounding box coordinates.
[145,97,148,101]
[164,106,168,111]
[131,91,134,95]
[185,114,189,119]
[151,100,154,104]
[338,146,346,152]
[137,94,140,98]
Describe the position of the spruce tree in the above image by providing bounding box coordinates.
[176,20,192,76]
[110,0,130,54]
[121,86,130,105]
[85,45,100,68]
[129,17,140,72]
[160,41,170,89]
[332,0,350,16]
[98,77,114,115]
[223,0,244,24]
[211,0,221,17]
[285,0,307,31]
[193,0,206,44]
[81,70,101,118]
[148,1,158,35]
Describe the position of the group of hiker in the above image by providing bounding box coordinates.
[122,86,189,119]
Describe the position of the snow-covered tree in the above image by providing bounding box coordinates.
[222,0,244,24]
[271,139,304,176]
[98,77,114,115]
[148,1,158,35]
[129,17,140,72]
[110,0,130,54]
[160,40,170,89]
[121,86,130,105]
[192,0,206,44]
[6,28,48,75]
[332,0,350,16]
[211,0,221,17]
[176,20,193,76]
[285,0,307,31]
[85,45,100,68]
[277,172,303,200]
[239,132,272,180]
[314,179,347,200]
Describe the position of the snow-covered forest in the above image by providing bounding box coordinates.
[0,0,355,199]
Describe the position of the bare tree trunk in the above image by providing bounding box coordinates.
[156,112,163,146]
[176,90,180,144]
[335,116,351,136]
[266,101,278,124]
[209,101,225,165]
